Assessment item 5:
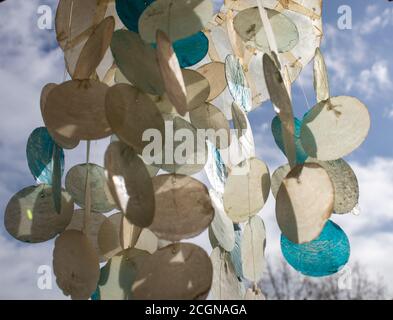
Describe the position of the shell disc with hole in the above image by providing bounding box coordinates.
[65,164,116,213]
[43,80,111,141]
[66,210,108,262]
[241,215,266,282]
[307,158,359,214]
[156,30,188,116]
[73,16,115,80]
[300,96,371,161]
[138,0,213,43]
[276,163,334,244]
[105,84,165,155]
[26,127,65,185]
[98,212,142,260]
[4,185,73,243]
[55,0,108,50]
[157,117,208,176]
[93,248,150,300]
[132,243,213,299]
[111,30,164,95]
[53,230,100,300]
[189,103,230,149]
[281,220,350,277]
[210,247,245,300]
[223,158,270,223]
[197,62,227,102]
[105,141,155,228]
[225,55,252,112]
[209,189,235,252]
[40,84,79,149]
[233,7,299,53]
[115,0,155,33]
[149,174,214,241]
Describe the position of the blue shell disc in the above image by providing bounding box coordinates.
[26,127,65,185]
[271,115,308,164]
[116,0,155,33]
[205,140,228,194]
[281,220,350,277]
[173,32,209,68]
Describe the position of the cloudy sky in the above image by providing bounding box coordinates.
[0,0,393,299]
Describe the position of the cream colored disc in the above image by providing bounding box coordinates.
[276,163,334,244]
[196,62,227,102]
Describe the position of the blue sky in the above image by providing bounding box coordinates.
[0,0,393,299]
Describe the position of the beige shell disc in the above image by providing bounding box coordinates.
[131,243,213,300]
[40,83,79,149]
[105,141,155,228]
[196,62,227,102]
[105,84,165,155]
[156,30,188,116]
[233,7,300,53]
[96,248,149,300]
[271,164,291,199]
[157,117,208,176]
[98,212,142,260]
[53,230,100,300]
[209,189,235,252]
[138,0,213,43]
[149,174,214,241]
[223,158,271,223]
[276,163,334,244]
[300,96,371,161]
[73,16,115,80]
[313,47,330,103]
[307,158,359,214]
[66,209,108,262]
[110,30,164,95]
[4,185,73,243]
[55,0,107,50]
[241,215,266,282]
[189,103,230,149]
[43,80,111,141]
[65,164,116,213]
[210,247,245,300]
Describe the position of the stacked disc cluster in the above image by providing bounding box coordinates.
[3,0,370,300]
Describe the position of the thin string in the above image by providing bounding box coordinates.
[299,78,311,110]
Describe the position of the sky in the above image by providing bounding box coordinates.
[0,0,393,299]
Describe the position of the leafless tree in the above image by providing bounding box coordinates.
[259,258,388,300]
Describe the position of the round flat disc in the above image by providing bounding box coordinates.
[65,164,116,213]
[43,80,111,141]
[105,141,155,228]
[197,62,227,102]
[174,32,209,68]
[4,185,73,243]
[66,210,108,262]
[300,96,371,161]
[132,243,213,300]
[149,174,214,241]
[276,163,334,244]
[156,30,188,116]
[115,0,155,33]
[281,220,350,277]
[53,230,100,300]
[204,140,228,195]
[241,215,266,282]
[209,189,235,252]
[26,127,65,185]
[138,0,213,43]
[111,30,164,95]
[223,158,271,223]
[73,16,115,80]
[234,7,299,53]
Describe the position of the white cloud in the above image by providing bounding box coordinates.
[356,60,392,97]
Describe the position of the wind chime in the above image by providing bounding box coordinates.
[4,0,370,300]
